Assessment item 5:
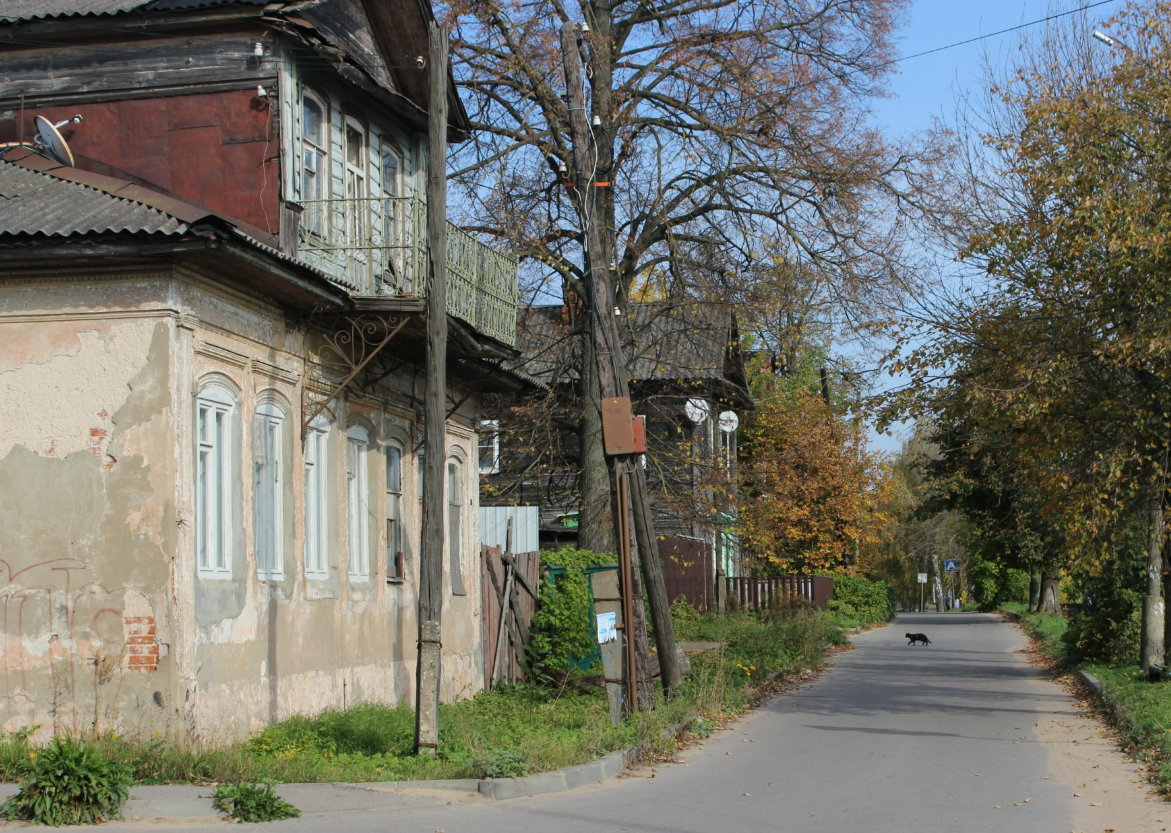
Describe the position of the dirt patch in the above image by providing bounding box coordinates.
[1009,616,1171,831]
[1036,700,1169,833]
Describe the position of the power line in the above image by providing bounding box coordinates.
[0,0,1124,73]
[884,0,1122,70]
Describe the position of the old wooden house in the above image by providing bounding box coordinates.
[480,302,751,607]
[0,0,523,744]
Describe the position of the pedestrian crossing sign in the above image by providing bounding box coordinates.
[944,559,959,573]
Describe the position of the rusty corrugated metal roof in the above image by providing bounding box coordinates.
[0,157,190,237]
[0,0,266,23]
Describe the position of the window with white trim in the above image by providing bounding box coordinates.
[196,385,236,578]
[478,420,500,475]
[347,424,371,578]
[253,402,285,580]
[448,457,467,596]
[386,441,405,582]
[301,90,327,233]
[304,417,330,578]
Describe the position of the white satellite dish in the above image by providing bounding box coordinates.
[718,410,739,433]
[35,116,75,167]
[684,397,710,423]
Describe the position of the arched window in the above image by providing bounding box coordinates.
[386,440,405,582]
[447,457,467,596]
[253,401,286,580]
[196,384,236,578]
[347,424,371,578]
[304,415,331,579]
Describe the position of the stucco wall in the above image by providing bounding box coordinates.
[1,271,485,745]
[0,276,180,741]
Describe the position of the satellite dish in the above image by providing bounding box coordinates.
[718,410,739,433]
[684,397,710,423]
[34,116,75,167]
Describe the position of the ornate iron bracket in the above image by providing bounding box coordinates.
[302,314,410,442]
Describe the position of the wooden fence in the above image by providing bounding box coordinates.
[481,546,540,687]
[660,534,715,612]
[725,575,834,611]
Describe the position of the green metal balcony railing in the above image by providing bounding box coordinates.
[296,196,518,347]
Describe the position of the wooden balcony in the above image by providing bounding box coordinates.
[296,196,518,348]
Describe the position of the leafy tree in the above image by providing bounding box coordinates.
[740,351,891,575]
[884,1,1171,668]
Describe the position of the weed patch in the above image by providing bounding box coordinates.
[213,780,300,823]
[1,736,131,826]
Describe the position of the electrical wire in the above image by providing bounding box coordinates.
[0,0,1125,75]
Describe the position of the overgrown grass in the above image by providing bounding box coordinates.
[1001,603,1171,794]
[0,605,837,787]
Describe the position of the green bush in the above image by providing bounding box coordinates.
[826,575,893,626]
[1063,558,1143,663]
[1,736,131,826]
[213,780,300,823]
[528,547,616,677]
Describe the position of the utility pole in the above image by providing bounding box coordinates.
[559,23,681,699]
[414,21,448,755]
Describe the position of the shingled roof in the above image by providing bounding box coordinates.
[515,302,748,395]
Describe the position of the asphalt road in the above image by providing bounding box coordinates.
[101,613,1165,832]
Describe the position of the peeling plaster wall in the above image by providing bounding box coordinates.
[1,271,487,745]
[0,278,180,742]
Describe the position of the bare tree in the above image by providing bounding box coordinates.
[446,0,938,553]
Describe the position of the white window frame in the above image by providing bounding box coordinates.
[253,402,285,581]
[347,424,371,579]
[303,416,331,579]
[386,440,405,582]
[447,455,467,596]
[478,419,500,475]
[196,385,236,579]
[300,89,328,223]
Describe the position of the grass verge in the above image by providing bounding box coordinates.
[0,605,839,787]
[1000,601,1171,794]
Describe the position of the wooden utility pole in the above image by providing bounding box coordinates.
[414,21,449,755]
[559,23,681,699]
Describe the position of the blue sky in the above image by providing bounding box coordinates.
[862,0,1125,454]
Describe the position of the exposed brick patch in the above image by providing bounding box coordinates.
[124,616,158,672]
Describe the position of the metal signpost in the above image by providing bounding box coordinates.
[918,572,928,613]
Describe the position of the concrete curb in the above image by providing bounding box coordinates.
[477,750,626,800]
[1077,669,1104,697]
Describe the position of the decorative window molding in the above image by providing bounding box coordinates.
[196,384,236,579]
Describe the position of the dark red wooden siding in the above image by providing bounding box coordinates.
[19,91,280,239]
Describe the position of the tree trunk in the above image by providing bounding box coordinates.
[931,552,945,613]
[577,328,614,554]
[1141,489,1165,674]
[1038,574,1060,615]
[1028,566,1041,613]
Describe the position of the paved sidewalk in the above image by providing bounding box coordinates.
[0,751,627,821]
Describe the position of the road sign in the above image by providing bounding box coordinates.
[944,559,959,573]
[917,573,928,584]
